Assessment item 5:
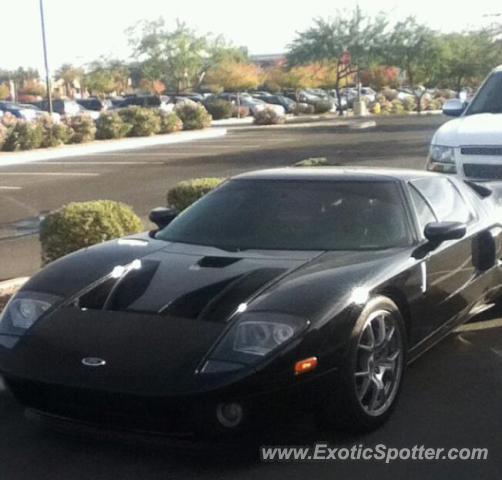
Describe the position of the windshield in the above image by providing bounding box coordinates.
[156,179,412,251]
[465,71,502,115]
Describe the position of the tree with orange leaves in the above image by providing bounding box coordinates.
[204,60,262,93]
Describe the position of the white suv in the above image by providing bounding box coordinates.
[426,65,502,180]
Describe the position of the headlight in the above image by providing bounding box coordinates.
[427,145,457,173]
[201,312,309,373]
[0,291,61,334]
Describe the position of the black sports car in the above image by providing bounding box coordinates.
[1,168,501,435]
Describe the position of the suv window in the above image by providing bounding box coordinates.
[466,71,502,115]
[411,178,473,224]
[409,185,437,229]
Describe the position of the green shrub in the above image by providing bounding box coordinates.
[204,99,233,120]
[0,124,8,150]
[2,121,43,151]
[313,99,333,114]
[402,97,417,112]
[167,177,225,211]
[118,106,160,137]
[95,111,131,140]
[65,114,96,143]
[293,103,315,115]
[426,98,443,111]
[37,115,72,147]
[40,200,143,264]
[381,88,399,101]
[390,99,405,115]
[1,112,18,129]
[254,107,285,125]
[157,111,183,134]
[370,102,382,114]
[294,157,330,167]
[175,103,212,130]
[232,105,250,118]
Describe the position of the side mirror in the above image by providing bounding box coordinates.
[424,221,466,243]
[149,207,177,229]
[442,98,465,117]
[413,221,467,259]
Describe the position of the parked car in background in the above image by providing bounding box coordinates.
[171,96,199,107]
[108,97,126,108]
[340,87,375,108]
[216,93,285,117]
[0,101,44,122]
[30,99,100,120]
[427,65,502,179]
[76,97,112,112]
[116,95,174,112]
[252,93,297,113]
[167,93,206,104]
[249,90,274,98]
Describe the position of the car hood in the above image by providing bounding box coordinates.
[23,235,319,321]
[0,236,320,395]
[433,113,502,147]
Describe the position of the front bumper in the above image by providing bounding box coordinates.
[2,366,338,436]
[426,146,502,179]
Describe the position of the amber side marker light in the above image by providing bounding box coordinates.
[294,357,318,375]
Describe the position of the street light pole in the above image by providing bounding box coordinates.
[39,0,53,114]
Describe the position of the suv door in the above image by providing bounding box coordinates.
[409,177,478,337]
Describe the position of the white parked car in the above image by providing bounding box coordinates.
[427,65,502,179]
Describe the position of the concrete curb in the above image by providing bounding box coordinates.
[0,277,28,292]
[212,117,254,127]
[0,128,228,167]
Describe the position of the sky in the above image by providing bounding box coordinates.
[3,0,502,72]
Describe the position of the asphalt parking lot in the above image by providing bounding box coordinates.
[0,114,445,279]
[2,114,501,479]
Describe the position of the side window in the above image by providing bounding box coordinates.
[409,186,437,229]
[412,178,473,223]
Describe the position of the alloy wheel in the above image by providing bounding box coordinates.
[354,309,403,417]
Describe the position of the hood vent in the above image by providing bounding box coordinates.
[197,256,242,268]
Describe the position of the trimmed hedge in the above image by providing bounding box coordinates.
[65,114,96,143]
[157,111,183,134]
[175,104,212,130]
[167,177,225,211]
[118,106,160,137]
[293,103,315,115]
[95,111,131,140]
[294,157,329,167]
[40,200,144,264]
[37,115,72,147]
[0,123,8,151]
[254,107,285,125]
[2,121,43,151]
[204,99,233,120]
[313,99,333,114]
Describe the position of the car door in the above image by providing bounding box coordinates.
[408,177,478,336]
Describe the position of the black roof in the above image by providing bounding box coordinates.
[234,167,438,182]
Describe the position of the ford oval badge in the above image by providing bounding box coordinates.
[82,357,106,367]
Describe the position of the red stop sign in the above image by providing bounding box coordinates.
[341,51,351,65]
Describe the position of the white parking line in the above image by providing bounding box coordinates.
[0,186,22,190]
[0,172,100,177]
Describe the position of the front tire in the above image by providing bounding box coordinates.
[318,296,406,433]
